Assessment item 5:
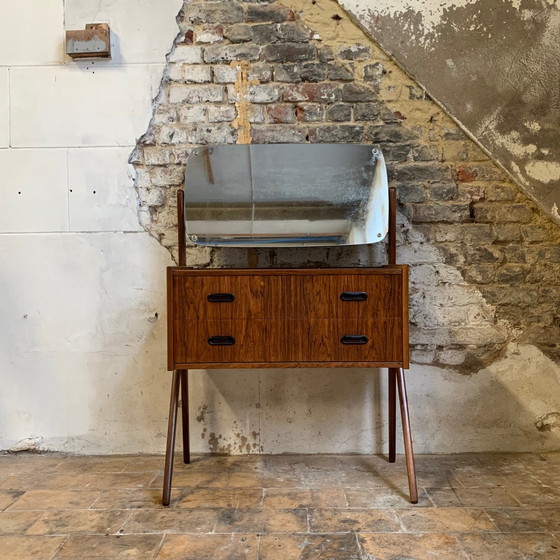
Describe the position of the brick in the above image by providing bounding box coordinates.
[169,84,224,104]
[196,24,225,44]
[185,124,237,144]
[168,45,203,64]
[363,62,385,81]
[413,146,440,162]
[318,46,335,62]
[283,83,340,103]
[473,203,533,223]
[338,44,371,60]
[503,246,527,263]
[248,105,266,123]
[326,104,352,122]
[354,103,380,121]
[411,203,471,223]
[153,106,178,125]
[247,4,294,23]
[182,65,213,83]
[203,44,261,63]
[249,64,272,82]
[150,165,184,187]
[212,65,238,83]
[178,105,207,123]
[429,183,457,201]
[261,43,316,62]
[341,83,377,102]
[494,224,523,242]
[266,104,296,124]
[228,84,281,103]
[144,187,166,207]
[456,165,478,182]
[158,126,187,145]
[485,184,518,201]
[300,63,328,82]
[397,183,425,203]
[143,148,171,166]
[496,264,529,283]
[367,124,415,143]
[391,164,452,183]
[188,3,245,25]
[327,63,354,81]
[274,64,302,83]
[250,23,280,44]
[207,104,237,122]
[224,23,252,43]
[296,103,323,122]
[522,225,550,243]
[381,144,413,162]
[251,125,306,143]
[479,286,539,306]
[308,125,364,143]
[276,23,311,42]
[464,265,497,284]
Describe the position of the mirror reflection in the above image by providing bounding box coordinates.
[184,144,388,247]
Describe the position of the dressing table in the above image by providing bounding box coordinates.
[162,144,418,505]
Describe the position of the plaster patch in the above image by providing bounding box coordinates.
[524,121,541,133]
[525,160,560,183]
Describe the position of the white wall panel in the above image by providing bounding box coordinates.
[0,149,68,232]
[0,68,8,147]
[0,232,172,452]
[0,0,64,66]
[68,147,142,232]
[64,0,182,64]
[10,65,153,148]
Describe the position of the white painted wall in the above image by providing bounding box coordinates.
[1,0,560,456]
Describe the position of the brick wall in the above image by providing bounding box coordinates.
[131,0,560,373]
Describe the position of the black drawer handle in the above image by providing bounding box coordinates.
[341,335,369,345]
[207,293,235,303]
[340,291,368,302]
[208,336,235,346]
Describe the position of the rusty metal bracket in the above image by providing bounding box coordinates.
[66,23,111,59]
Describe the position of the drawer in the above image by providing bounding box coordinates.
[296,274,403,319]
[173,319,291,364]
[172,275,280,320]
[297,318,404,362]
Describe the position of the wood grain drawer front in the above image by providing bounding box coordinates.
[173,319,291,364]
[172,275,278,320]
[299,318,403,362]
[296,275,402,319]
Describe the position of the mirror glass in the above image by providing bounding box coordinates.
[184,144,388,247]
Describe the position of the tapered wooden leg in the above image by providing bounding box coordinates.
[162,370,181,506]
[179,369,190,464]
[388,368,397,463]
[396,368,418,504]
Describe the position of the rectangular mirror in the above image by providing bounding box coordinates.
[184,144,388,247]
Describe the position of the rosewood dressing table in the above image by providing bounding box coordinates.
[162,144,418,505]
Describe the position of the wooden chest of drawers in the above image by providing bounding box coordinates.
[167,266,409,370]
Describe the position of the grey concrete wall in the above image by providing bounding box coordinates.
[337,0,560,222]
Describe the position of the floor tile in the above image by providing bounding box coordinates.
[262,488,347,509]
[176,487,263,509]
[486,508,551,533]
[458,533,560,559]
[397,507,497,532]
[156,534,258,560]
[258,533,361,560]
[0,490,24,510]
[213,508,308,533]
[7,490,102,511]
[358,532,469,560]
[309,507,401,533]
[122,509,218,534]
[91,488,181,510]
[53,534,163,558]
[25,510,129,535]
[345,486,431,508]
[0,536,65,560]
[0,512,43,535]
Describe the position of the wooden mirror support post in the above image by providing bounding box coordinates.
[162,187,418,506]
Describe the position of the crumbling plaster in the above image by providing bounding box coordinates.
[337,0,560,222]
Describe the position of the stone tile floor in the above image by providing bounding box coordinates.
[1,452,560,559]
